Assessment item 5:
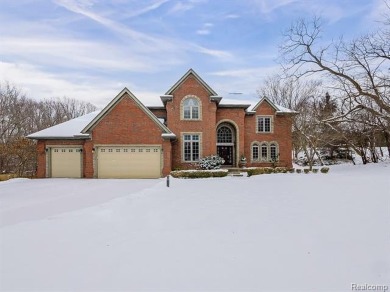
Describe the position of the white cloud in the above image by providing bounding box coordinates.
[196,22,213,35]
[0,62,162,108]
[224,14,240,19]
[254,0,298,14]
[123,0,171,18]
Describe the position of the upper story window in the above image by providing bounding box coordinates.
[181,96,201,120]
[257,116,273,133]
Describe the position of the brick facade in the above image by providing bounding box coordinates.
[32,69,294,178]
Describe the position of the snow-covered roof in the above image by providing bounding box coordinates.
[248,97,298,114]
[27,111,100,139]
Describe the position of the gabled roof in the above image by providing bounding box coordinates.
[165,68,218,96]
[27,111,100,140]
[249,96,298,114]
[82,88,173,134]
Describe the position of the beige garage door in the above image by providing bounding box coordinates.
[51,147,82,178]
[97,146,161,178]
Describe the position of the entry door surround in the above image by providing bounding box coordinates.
[216,123,236,166]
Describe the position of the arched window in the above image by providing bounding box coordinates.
[217,126,233,143]
[261,143,268,161]
[183,97,199,120]
[270,143,278,161]
[252,144,259,161]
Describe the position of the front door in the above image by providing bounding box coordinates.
[217,146,233,165]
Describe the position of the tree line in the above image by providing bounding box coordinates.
[0,82,96,175]
[258,6,390,168]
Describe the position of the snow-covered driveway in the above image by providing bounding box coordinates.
[1,163,389,291]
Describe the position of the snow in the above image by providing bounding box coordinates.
[27,111,100,139]
[1,162,389,291]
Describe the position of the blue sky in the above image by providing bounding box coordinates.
[0,0,385,108]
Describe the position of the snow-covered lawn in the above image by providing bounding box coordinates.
[1,163,389,291]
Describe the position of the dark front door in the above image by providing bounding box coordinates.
[217,146,233,165]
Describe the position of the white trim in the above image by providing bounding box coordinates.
[180,95,202,121]
[181,132,202,163]
[216,119,240,166]
[256,115,274,133]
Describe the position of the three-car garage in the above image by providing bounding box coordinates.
[48,145,162,179]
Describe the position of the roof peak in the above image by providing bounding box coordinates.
[165,69,218,96]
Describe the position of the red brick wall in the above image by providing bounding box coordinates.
[244,101,293,168]
[91,94,163,144]
[149,108,167,120]
[90,93,169,177]
[166,75,217,170]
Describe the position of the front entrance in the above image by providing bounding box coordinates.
[216,123,236,166]
[217,145,233,165]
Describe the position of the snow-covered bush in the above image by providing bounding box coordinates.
[304,168,310,174]
[198,155,225,170]
[320,167,330,173]
[274,167,288,173]
[312,168,319,173]
[296,169,302,173]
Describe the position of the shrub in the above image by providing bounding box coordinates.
[170,170,228,178]
[198,155,225,170]
[296,169,302,173]
[320,167,330,173]
[247,167,275,177]
[275,167,288,173]
[312,168,318,173]
[288,168,295,173]
[304,168,310,174]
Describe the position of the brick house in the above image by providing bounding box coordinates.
[28,69,296,178]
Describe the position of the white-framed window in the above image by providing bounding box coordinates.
[181,96,201,120]
[261,143,268,160]
[183,134,200,162]
[251,141,279,162]
[252,144,259,160]
[270,143,278,161]
[257,116,273,133]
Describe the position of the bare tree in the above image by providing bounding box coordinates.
[258,75,342,169]
[279,13,390,158]
[0,81,97,175]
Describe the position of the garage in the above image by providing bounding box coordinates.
[97,146,161,178]
[51,147,82,178]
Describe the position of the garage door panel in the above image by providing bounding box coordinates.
[51,148,82,178]
[97,146,161,178]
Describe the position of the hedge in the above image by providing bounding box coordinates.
[170,170,228,178]
[247,167,289,177]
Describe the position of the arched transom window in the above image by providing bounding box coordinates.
[251,141,279,162]
[217,126,233,143]
[183,97,200,120]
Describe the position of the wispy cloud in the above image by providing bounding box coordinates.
[168,0,207,14]
[123,0,171,18]
[196,22,213,35]
[224,14,240,19]
[0,61,163,107]
[254,0,298,14]
[53,0,230,59]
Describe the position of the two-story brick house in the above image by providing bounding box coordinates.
[28,69,296,178]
